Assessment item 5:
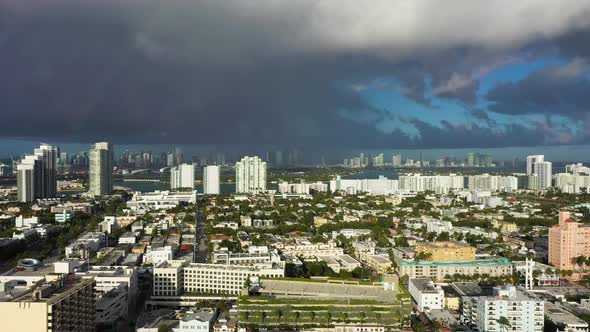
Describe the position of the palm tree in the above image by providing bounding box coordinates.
[339,312,348,323]
[576,255,587,268]
[291,311,300,326]
[273,309,283,322]
[497,316,511,332]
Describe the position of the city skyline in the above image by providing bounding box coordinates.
[3,3,590,332]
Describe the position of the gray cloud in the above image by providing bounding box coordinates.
[1,0,590,149]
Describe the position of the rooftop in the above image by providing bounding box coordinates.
[416,241,474,250]
[181,308,217,323]
[410,278,442,294]
[1,275,93,304]
[254,279,399,303]
[400,257,512,267]
[450,282,493,297]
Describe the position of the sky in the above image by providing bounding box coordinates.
[2,1,590,159]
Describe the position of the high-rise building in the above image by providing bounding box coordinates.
[166,153,175,167]
[170,163,195,190]
[17,144,58,202]
[0,163,9,176]
[17,155,40,202]
[88,142,113,196]
[0,275,96,332]
[549,210,590,270]
[526,155,544,175]
[203,165,220,194]
[392,154,402,167]
[174,147,183,165]
[533,161,552,189]
[34,144,59,198]
[235,156,266,194]
[373,153,384,167]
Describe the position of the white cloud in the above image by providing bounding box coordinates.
[123,0,590,64]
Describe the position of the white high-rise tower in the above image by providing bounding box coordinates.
[526,155,544,175]
[171,163,195,190]
[235,156,266,194]
[88,142,114,196]
[203,165,220,194]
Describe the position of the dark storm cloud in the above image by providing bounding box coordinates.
[486,58,590,120]
[2,0,590,149]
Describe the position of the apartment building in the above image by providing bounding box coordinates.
[280,241,344,258]
[0,275,96,332]
[153,261,285,297]
[415,241,476,261]
[465,286,544,332]
[212,246,283,267]
[126,190,197,211]
[399,257,513,281]
[548,210,590,270]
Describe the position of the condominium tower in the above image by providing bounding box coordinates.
[203,165,221,194]
[548,210,590,270]
[88,142,114,196]
[170,163,195,190]
[235,156,266,194]
[17,144,58,202]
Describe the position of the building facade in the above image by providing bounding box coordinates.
[203,165,221,194]
[409,278,445,312]
[548,210,590,270]
[474,286,543,332]
[89,142,114,196]
[0,276,96,332]
[399,257,513,281]
[415,241,477,262]
[235,156,267,194]
[17,144,58,202]
[153,261,284,297]
[171,163,195,190]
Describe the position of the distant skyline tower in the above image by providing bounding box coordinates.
[88,142,114,196]
[392,153,402,167]
[34,144,59,198]
[203,165,221,194]
[235,156,267,194]
[533,160,552,189]
[526,155,544,175]
[170,163,195,190]
[17,143,58,202]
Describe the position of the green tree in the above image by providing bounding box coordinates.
[158,324,170,332]
[497,316,511,332]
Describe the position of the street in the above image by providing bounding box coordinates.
[194,198,208,263]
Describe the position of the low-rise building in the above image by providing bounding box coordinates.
[409,278,445,312]
[178,308,218,332]
[15,215,38,229]
[399,257,513,281]
[144,246,174,266]
[280,241,344,258]
[153,261,285,297]
[65,232,107,259]
[54,210,72,223]
[118,232,137,245]
[126,190,197,211]
[415,241,476,262]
